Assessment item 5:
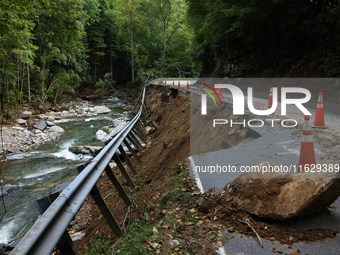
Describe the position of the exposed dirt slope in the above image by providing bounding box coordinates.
[140,85,190,180]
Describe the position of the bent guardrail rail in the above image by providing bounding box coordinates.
[10,85,148,255]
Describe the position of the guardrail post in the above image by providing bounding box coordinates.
[141,112,147,125]
[127,133,143,152]
[135,123,147,142]
[133,127,147,144]
[118,145,137,175]
[137,120,147,136]
[113,154,135,188]
[104,166,132,206]
[135,121,147,137]
[77,165,123,238]
[123,138,142,163]
[35,194,79,255]
[90,185,123,237]
[143,101,149,117]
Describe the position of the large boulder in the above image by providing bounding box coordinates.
[48,126,65,133]
[108,121,128,138]
[93,106,111,114]
[225,161,340,221]
[95,130,108,143]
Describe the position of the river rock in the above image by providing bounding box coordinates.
[31,137,40,144]
[0,184,18,197]
[70,231,85,242]
[94,106,111,114]
[225,161,340,221]
[69,146,102,156]
[12,126,25,131]
[35,121,47,131]
[108,121,128,138]
[6,146,20,153]
[111,118,123,127]
[36,132,49,140]
[124,111,135,121]
[17,119,26,125]
[0,188,8,197]
[95,130,108,143]
[46,121,55,126]
[22,111,32,116]
[48,126,65,133]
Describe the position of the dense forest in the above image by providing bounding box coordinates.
[187,0,340,77]
[1,0,339,115]
[0,0,197,115]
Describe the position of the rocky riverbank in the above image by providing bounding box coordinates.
[1,96,130,155]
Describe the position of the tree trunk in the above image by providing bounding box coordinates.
[17,58,20,91]
[130,11,134,86]
[21,62,24,95]
[41,61,46,103]
[110,45,113,80]
[54,64,60,105]
[94,57,97,82]
[27,63,30,103]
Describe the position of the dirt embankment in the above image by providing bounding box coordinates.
[140,85,190,180]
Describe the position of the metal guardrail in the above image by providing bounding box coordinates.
[149,78,199,85]
[10,85,148,255]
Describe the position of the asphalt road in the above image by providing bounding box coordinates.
[186,82,340,255]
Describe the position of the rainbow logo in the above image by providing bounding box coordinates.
[198,82,223,106]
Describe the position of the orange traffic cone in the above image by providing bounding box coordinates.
[312,92,327,128]
[201,84,203,88]
[178,80,180,86]
[298,115,316,172]
[268,87,273,107]
[186,80,189,88]
[172,79,174,85]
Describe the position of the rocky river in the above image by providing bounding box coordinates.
[0,95,132,245]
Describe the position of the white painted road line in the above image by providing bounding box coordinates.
[188,156,204,193]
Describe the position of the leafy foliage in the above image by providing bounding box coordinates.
[0,0,197,115]
[187,0,340,77]
[95,73,116,95]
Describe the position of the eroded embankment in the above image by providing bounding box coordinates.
[70,84,267,253]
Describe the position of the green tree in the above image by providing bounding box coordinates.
[33,0,88,104]
[0,0,37,112]
[187,0,340,77]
